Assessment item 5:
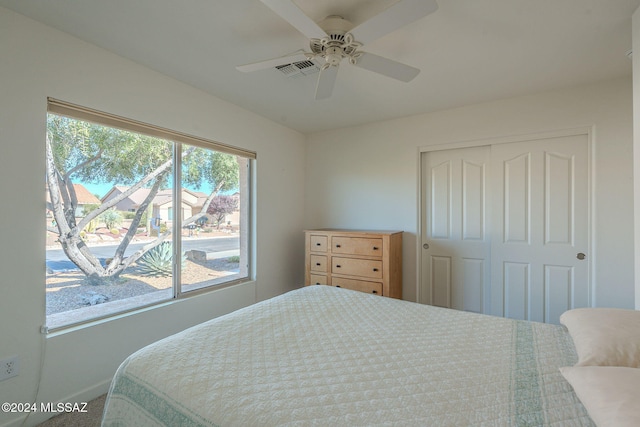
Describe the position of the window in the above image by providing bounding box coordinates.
[45,99,254,331]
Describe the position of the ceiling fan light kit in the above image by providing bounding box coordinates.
[237,0,439,100]
[309,17,363,68]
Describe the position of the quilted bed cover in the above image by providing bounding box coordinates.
[102,285,593,426]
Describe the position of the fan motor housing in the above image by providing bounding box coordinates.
[319,15,352,34]
[310,16,359,59]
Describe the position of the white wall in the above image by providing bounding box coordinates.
[0,8,306,426]
[305,78,634,306]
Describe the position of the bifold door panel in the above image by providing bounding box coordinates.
[421,134,589,324]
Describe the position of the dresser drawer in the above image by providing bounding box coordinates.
[309,235,328,252]
[310,255,328,272]
[309,274,328,286]
[332,237,383,257]
[332,257,383,279]
[332,277,382,295]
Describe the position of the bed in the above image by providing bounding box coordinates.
[102,285,595,426]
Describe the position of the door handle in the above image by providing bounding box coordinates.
[423,243,430,250]
[577,253,586,260]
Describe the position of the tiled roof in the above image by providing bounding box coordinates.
[126,187,152,205]
[72,184,101,205]
[108,186,203,207]
[45,183,101,205]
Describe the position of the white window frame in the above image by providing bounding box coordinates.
[46,98,256,331]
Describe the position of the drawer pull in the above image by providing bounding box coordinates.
[336,265,341,268]
[316,263,321,266]
[316,243,321,246]
[335,244,341,248]
[372,290,378,294]
[373,268,379,272]
[373,247,379,250]
[315,282,321,285]
[336,285,341,288]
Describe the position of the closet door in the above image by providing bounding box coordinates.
[490,134,589,324]
[420,133,590,324]
[421,146,491,313]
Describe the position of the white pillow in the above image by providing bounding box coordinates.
[560,366,640,427]
[560,308,640,368]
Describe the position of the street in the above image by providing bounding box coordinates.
[46,236,240,272]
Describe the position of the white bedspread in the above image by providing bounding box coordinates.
[102,285,592,426]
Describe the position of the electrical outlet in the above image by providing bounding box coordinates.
[0,356,19,381]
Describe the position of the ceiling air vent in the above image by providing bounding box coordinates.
[275,60,320,78]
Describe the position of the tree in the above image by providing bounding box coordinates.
[46,114,239,284]
[206,195,239,229]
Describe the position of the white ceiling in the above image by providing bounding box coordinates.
[1,0,638,134]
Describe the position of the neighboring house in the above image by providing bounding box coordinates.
[100,186,239,225]
[46,183,102,218]
[152,189,193,222]
[100,186,152,213]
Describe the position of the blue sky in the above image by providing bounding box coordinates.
[82,182,116,199]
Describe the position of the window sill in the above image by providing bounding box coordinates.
[46,276,252,334]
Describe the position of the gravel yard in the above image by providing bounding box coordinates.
[46,257,239,316]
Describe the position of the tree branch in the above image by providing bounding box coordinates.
[109,171,167,270]
[46,134,73,239]
[77,146,197,230]
[117,232,172,271]
[65,148,104,179]
[181,180,224,227]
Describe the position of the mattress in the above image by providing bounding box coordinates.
[102,285,593,426]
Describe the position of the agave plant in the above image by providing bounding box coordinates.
[136,241,186,277]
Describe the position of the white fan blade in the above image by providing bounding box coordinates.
[350,0,438,46]
[315,66,338,100]
[261,0,327,40]
[353,52,419,82]
[236,51,310,73]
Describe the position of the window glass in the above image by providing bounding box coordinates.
[45,108,253,331]
[179,145,249,293]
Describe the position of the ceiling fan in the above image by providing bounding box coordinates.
[237,0,439,100]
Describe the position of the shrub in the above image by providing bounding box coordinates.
[137,241,186,277]
[100,209,123,230]
[122,211,135,220]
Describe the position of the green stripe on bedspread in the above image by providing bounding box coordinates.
[512,321,544,426]
[106,374,217,427]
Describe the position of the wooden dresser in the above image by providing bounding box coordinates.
[304,229,402,299]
